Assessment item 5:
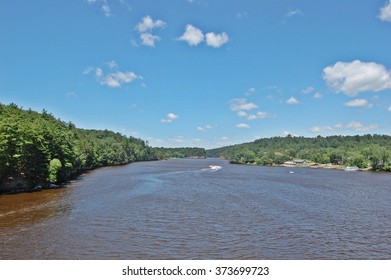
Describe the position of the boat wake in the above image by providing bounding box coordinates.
[209,165,222,171]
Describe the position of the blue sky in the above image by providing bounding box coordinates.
[1,0,391,148]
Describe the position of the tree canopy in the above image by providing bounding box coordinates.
[0,103,204,193]
[207,134,391,171]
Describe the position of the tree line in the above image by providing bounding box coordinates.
[153,147,206,160]
[207,134,391,171]
[0,103,205,193]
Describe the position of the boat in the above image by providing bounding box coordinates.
[209,165,222,171]
[344,166,359,172]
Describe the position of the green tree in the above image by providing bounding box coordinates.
[49,158,62,183]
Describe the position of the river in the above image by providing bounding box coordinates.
[1,158,390,259]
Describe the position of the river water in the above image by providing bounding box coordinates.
[1,158,390,259]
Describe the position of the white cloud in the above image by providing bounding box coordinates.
[99,71,138,88]
[388,105,391,112]
[85,62,140,88]
[237,111,248,118]
[205,32,229,48]
[95,67,103,78]
[282,131,299,137]
[83,66,94,75]
[314,92,323,99]
[310,121,379,133]
[107,60,118,69]
[170,136,185,143]
[286,96,299,104]
[310,126,334,133]
[230,98,258,111]
[197,124,216,131]
[346,121,379,132]
[118,0,132,11]
[302,86,314,94]
[135,15,166,33]
[379,0,391,22]
[244,87,256,96]
[178,24,204,46]
[344,99,372,108]
[85,0,112,17]
[101,2,112,17]
[237,111,268,120]
[140,33,161,47]
[161,113,179,123]
[323,60,391,96]
[286,9,303,17]
[134,16,166,47]
[236,123,251,129]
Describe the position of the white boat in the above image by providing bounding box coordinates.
[209,165,222,171]
[344,166,359,171]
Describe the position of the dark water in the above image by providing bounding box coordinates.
[1,158,391,259]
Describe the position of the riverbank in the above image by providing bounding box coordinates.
[230,160,372,172]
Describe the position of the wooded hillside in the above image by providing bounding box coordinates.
[0,103,205,193]
[207,134,391,171]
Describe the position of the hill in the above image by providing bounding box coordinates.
[207,134,391,171]
[0,103,205,193]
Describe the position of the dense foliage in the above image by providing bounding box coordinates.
[0,103,208,192]
[207,134,391,171]
[0,103,156,191]
[153,147,206,159]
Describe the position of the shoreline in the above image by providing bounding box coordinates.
[228,160,376,172]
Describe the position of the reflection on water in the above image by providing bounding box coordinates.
[1,159,391,259]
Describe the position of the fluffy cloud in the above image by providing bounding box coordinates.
[344,99,372,108]
[323,60,391,96]
[230,98,258,111]
[140,33,161,47]
[236,123,251,129]
[84,61,140,88]
[205,32,229,48]
[178,25,229,48]
[135,16,166,47]
[388,105,391,112]
[161,113,179,123]
[101,71,138,87]
[178,24,204,46]
[286,97,299,104]
[379,0,391,22]
[135,15,166,33]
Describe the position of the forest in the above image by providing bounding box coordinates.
[207,134,391,171]
[0,103,205,193]
[153,147,206,159]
